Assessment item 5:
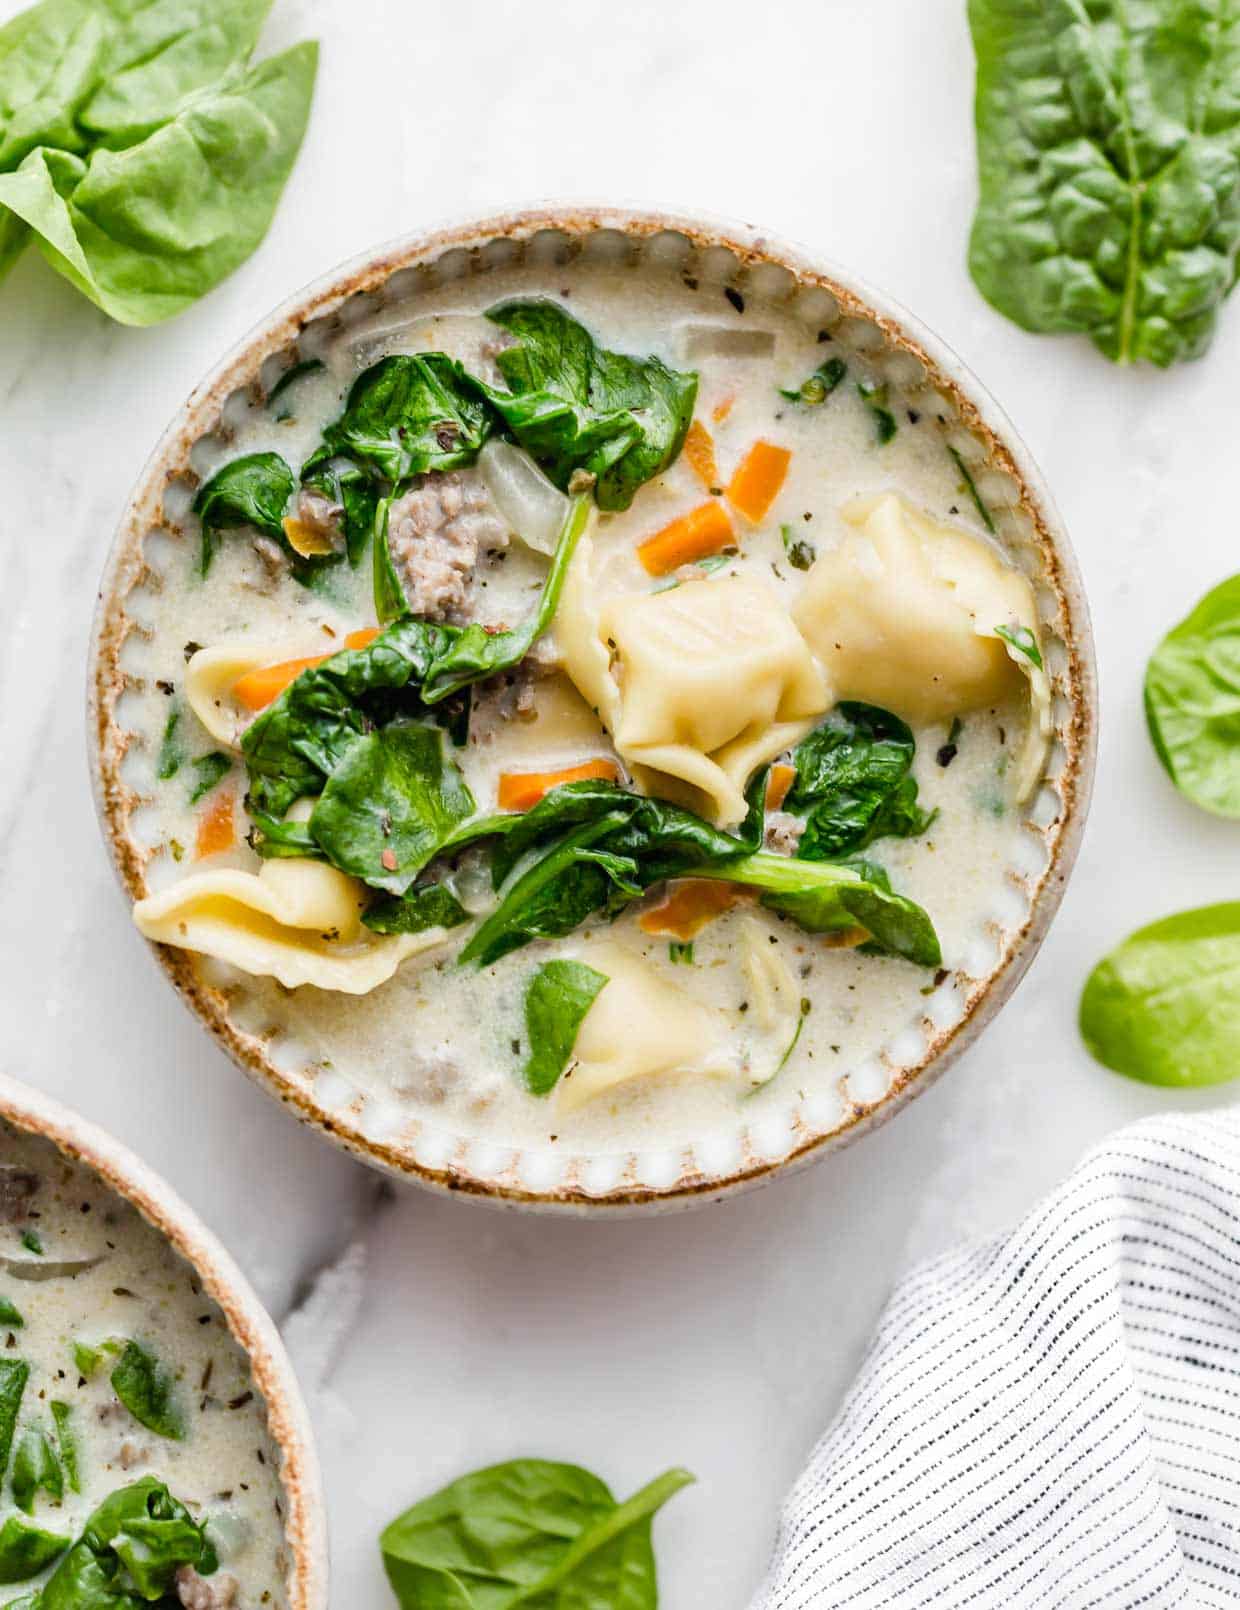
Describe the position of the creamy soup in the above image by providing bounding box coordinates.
[118,259,1050,1154]
[0,1123,287,1609]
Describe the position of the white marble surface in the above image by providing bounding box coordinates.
[3,0,1240,1602]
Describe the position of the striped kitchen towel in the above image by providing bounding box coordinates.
[750,1112,1240,1608]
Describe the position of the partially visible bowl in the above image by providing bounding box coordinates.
[90,203,1097,1213]
[0,1070,328,1608]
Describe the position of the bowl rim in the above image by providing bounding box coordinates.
[0,1070,329,1606]
[88,200,1098,1216]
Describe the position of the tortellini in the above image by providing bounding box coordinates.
[184,638,302,748]
[133,857,441,994]
[793,493,1051,799]
[557,537,829,825]
[556,942,734,1113]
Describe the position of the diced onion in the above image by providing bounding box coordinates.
[479,440,568,556]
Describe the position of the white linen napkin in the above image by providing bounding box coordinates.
[750,1112,1240,1608]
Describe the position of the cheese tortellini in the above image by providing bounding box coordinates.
[557,538,829,825]
[793,493,1051,799]
[133,857,442,994]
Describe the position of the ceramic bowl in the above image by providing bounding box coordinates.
[0,1071,328,1606]
[89,204,1097,1214]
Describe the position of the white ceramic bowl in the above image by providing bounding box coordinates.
[0,1071,329,1607]
[89,204,1097,1213]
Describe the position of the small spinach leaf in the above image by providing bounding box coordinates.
[155,707,182,780]
[522,960,609,1096]
[948,446,995,533]
[0,1296,21,1329]
[188,751,231,804]
[778,355,846,405]
[856,379,897,444]
[479,299,698,510]
[49,1402,77,1495]
[110,1340,183,1442]
[1145,575,1240,817]
[0,1359,28,1483]
[363,882,469,935]
[267,356,324,414]
[192,451,293,577]
[787,704,936,860]
[0,1514,68,1584]
[12,1427,63,1515]
[1080,903,1240,1087]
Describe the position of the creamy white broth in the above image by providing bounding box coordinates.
[0,1123,287,1607]
[122,258,1042,1151]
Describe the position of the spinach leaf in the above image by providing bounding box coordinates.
[786,704,936,860]
[948,446,995,533]
[267,356,324,414]
[994,624,1042,669]
[301,460,380,568]
[362,882,469,935]
[1145,575,1240,817]
[192,451,293,577]
[37,1478,216,1609]
[0,1360,29,1482]
[17,1233,39,1257]
[304,353,494,485]
[110,1341,183,1442]
[380,1459,692,1610]
[187,751,230,804]
[522,959,609,1096]
[856,379,897,444]
[1080,903,1240,1086]
[0,1297,22,1329]
[70,1343,100,1381]
[0,1515,68,1585]
[778,355,847,405]
[308,723,474,896]
[0,37,318,327]
[12,1428,62,1515]
[49,1404,77,1496]
[969,0,1240,365]
[0,0,107,176]
[155,708,182,781]
[479,299,697,510]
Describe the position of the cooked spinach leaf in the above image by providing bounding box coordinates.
[779,355,847,405]
[669,940,693,965]
[303,353,495,486]
[969,0,1240,365]
[49,1402,78,1495]
[0,1515,68,1585]
[34,1477,217,1609]
[110,1341,183,1442]
[308,723,474,896]
[362,882,469,935]
[856,379,897,444]
[155,708,182,781]
[192,451,293,577]
[478,299,697,511]
[70,1343,101,1381]
[187,751,231,804]
[1080,903,1240,1086]
[522,959,609,1096]
[1145,575,1240,817]
[0,1296,21,1329]
[786,704,936,861]
[948,446,995,533]
[994,624,1042,669]
[0,1359,27,1482]
[18,1233,39,1256]
[267,357,324,414]
[380,1459,693,1610]
[12,1427,63,1515]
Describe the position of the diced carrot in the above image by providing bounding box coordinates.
[727,440,791,524]
[682,420,719,489]
[712,395,735,424]
[765,764,796,812]
[195,790,235,859]
[636,501,735,577]
[639,880,747,941]
[231,627,380,712]
[497,759,620,813]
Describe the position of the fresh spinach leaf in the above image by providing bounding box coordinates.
[0,1297,21,1329]
[304,353,494,485]
[778,355,847,405]
[969,0,1240,365]
[993,624,1042,670]
[0,37,318,327]
[110,1341,183,1442]
[479,299,698,510]
[786,704,936,861]
[308,723,475,896]
[522,959,609,1096]
[0,1360,27,1483]
[12,1427,62,1515]
[948,446,995,533]
[192,451,293,577]
[1145,575,1240,817]
[780,523,815,572]
[155,707,182,781]
[187,751,230,804]
[0,1515,68,1585]
[380,1459,693,1610]
[1080,903,1240,1086]
[0,0,108,176]
[36,1478,217,1609]
[363,882,469,935]
[856,379,897,444]
[48,1404,76,1496]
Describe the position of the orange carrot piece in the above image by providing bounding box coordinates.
[765,764,796,812]
[727,440,791,523]
[682,420,719,489]
[636,501,735,577]
[639,880,746,941]
[712,395,735,424]
[497,759,620,813]
[195,790,235,859]
[231,628,380,712]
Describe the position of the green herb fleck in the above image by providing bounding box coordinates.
[948,447,995,533]
[994,624,1043,669]
[857,380,897,444]
[669,941,694,965]
[0,1297,21,1330]
[156,708,183,780]
[19,1232,40,1257]
[780,523,816,572]
[778,356,847,406]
